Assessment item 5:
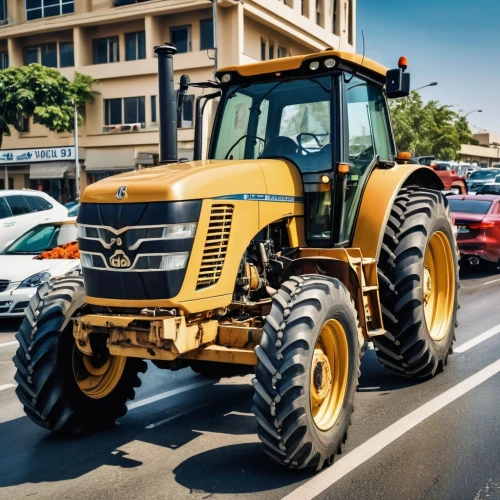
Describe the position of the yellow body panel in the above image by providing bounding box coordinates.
[83,159,305,312]
[217,50,388,80]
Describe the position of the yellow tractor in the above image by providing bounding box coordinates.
[13,45,458,471]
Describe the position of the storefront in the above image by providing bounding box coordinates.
[0,147,77,202]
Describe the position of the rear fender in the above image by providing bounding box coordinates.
[352,164,444,261]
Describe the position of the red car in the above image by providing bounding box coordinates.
[448,195,500,269]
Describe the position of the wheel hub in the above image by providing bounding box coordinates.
[311,350,332,405]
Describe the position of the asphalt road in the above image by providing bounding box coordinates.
[0,268,499,500]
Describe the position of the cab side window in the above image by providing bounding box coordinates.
[341,76,395,241]
[24,196,53,212]
[0,197,12,220]
[5,195,32,216]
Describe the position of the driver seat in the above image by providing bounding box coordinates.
[260,136,298,158]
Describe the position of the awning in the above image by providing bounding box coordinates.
[29,162,73,180]
[85,148,136,172]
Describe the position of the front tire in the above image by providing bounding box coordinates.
[376,187,459,378]
[252,276,360,470]
[13,276,147,434]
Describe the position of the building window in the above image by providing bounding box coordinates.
[0,0,6,21]
[26,0,74,21]
[93,36,119,64]
[104,97,146,130]
[24,43,57,67]
[178,95,194,128]
[151,95,157,123]
[170,26,191,54]
[0,51,8,70]
[333,0,338,34]
[59,42,74,67]
[200,19,214,50]
[125,31,146,61]
[277,46,287,58]
[104,98,122,126]
[269,41,275,60]
[124,96,145,125]
[348,0,353,45]
[260,38,266,61]
[20,116,30,133]
[316,0,320,25]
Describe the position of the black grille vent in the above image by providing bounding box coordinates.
[196,205,233,290]
[0,280,9,293]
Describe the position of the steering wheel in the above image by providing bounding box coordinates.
[297,133,322,153]
[224,134,265,159]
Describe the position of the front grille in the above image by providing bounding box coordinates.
[196,205,233,290]
[0,280,10,293]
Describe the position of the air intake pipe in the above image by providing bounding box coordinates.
[154,43,178,164]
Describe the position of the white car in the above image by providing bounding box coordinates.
[0,190,68,251]
[0,220,80,317]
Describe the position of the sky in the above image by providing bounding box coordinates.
[356,0,500,133]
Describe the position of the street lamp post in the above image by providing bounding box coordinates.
[73,100,80,200]
[412,82,438,91]
[464,109,482,119]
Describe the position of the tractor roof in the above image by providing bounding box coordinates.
[217,50,388,82]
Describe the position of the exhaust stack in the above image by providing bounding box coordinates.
[155,43,178,164]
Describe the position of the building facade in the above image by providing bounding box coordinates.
[0,0,356,201]
[461,132,500,168]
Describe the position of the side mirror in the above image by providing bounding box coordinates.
[386,68,410,98]
[176,74,191,123]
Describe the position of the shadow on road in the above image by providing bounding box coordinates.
[459,263,499,281]
[0,350,426,494]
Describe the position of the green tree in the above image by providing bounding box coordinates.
[388,91,475,160]
[0,64,98,148]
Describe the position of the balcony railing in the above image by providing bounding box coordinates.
[103,123,146,134]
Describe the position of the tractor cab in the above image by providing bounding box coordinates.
[205,51,410,247]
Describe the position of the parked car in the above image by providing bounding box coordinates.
[448,195,500,270]
[477,183,500,195]
[0,190,68,251]
[411,156,468,193]
[67,203,80,217]
[0,219,79,317]
[467,169,500,194]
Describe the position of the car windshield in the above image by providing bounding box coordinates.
[469,170,498,180]
[448,199,493,214]
[435,163,452,171]
[3,223,78,255]
[212,76,333,173]
[477,185,500,195]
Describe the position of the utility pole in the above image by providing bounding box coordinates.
[212,0,218,72]
[73,100,80,200]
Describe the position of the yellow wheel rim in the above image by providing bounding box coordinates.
[72,345,126,399]
[310,319,349,431]
[423,231,455,341]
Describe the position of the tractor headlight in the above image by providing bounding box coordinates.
[18,271,51,289]
[160,252,189,270]
[162,223,197,239]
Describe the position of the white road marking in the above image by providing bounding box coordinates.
[145,402,212,429]
[484,278,500,285]
[454,325,500,353]
[0,384,16,392]
[128,379,216,410]
[0,341,18,348]
[282,358,500,500]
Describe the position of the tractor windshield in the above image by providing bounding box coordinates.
[212,76,333,174]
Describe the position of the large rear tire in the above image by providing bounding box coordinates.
[13,276,147,434]
[376,187,459,378]
[252,276,360,470]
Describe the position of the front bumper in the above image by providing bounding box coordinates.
[0,283,35,317]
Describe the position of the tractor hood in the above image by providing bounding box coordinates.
[80,159,304,204]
